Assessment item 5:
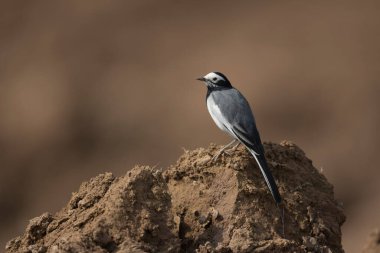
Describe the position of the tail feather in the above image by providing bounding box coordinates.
[249,148,282,204]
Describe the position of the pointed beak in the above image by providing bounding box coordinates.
[197,77,206,82]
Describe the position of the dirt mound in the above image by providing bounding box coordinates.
[6,142,345,253]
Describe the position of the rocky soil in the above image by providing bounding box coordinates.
[6,142,346,253]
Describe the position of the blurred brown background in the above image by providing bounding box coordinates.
[0,1,379,252]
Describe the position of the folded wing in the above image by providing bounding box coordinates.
[209,89,282,203]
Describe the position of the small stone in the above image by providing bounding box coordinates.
[302,236,317,250]
[210,207,219,220]
[27,244,47,253]
[199,213,212,228]
[174,215,181,232]
[26,213,53,243]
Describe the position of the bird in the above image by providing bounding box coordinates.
[197,71,282,205]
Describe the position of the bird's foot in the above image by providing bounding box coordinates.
[211,148,227,162]
[211,141,240,162]
[224,142,241,155]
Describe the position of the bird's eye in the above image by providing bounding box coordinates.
[212,77,217,81]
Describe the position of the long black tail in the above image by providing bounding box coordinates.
[248,148,282,204]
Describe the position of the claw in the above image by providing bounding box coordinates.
[211,140,240,162]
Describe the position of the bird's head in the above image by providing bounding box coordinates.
[197,72,232,88]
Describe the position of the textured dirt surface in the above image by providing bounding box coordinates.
[6,142,345,253]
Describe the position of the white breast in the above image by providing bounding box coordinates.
[207,96,231,135]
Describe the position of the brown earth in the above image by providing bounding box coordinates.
[6,142,345,253]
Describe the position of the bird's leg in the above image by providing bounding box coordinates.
[224,142,241,155]
[212,139,238,161]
